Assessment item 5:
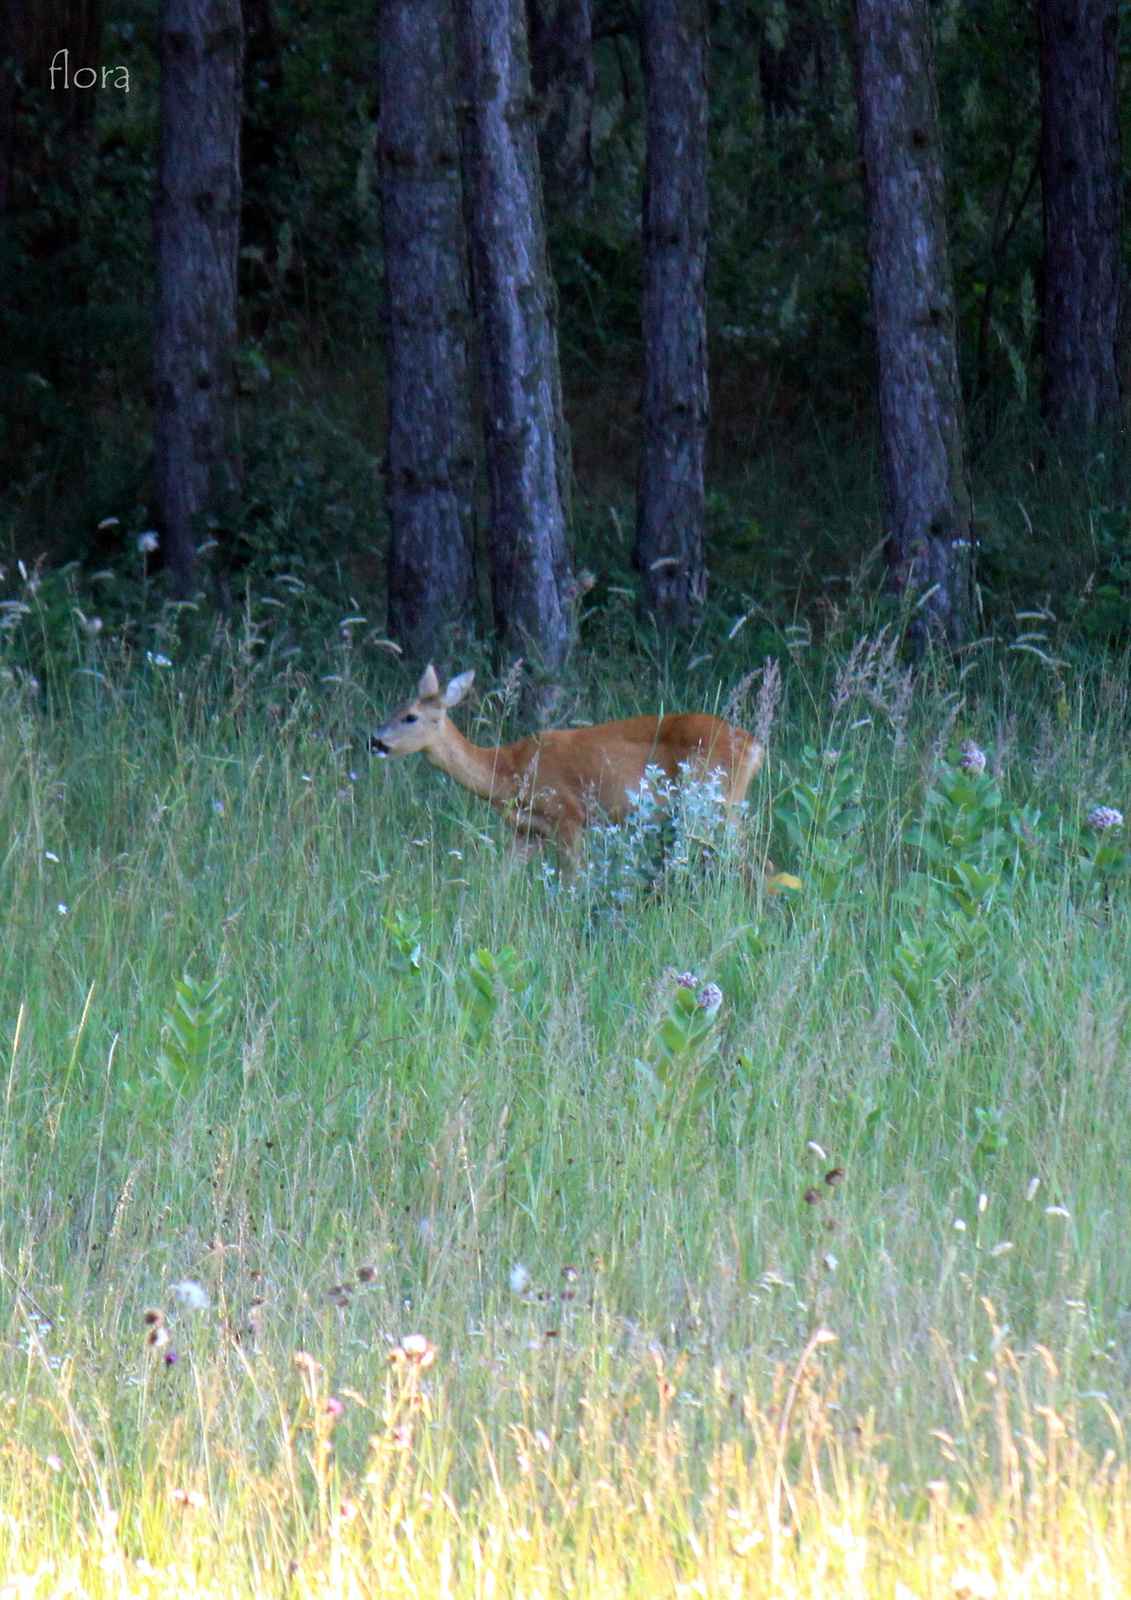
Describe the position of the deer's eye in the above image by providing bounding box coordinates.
[403,714,418,724]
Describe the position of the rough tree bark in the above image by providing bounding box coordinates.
[1038,0,1122,460]
[527,0,594,214]
[457,0,575,675]
[853,0,973,648]
[634,0,709,631]
[378,0,478,658]
[154,0,243,600]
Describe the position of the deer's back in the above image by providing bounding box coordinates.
[501,713,761,821]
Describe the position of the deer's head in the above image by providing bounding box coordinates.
[369,664,476,756]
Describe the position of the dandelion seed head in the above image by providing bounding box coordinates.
[172,1280,210,1311]
[137,531,159,554]
[510,1262,533,1298]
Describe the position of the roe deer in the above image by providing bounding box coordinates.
[370,665,764,870]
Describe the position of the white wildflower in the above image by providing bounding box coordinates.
[509,1262,533,1298]
[137,531,159,554]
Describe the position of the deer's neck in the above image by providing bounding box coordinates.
[426,723,521,807]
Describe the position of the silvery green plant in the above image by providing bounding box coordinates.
[577,763,732,905]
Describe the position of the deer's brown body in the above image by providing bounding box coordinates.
[371,666,764,866]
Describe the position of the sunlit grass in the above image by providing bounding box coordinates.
[1,622,1130,1594]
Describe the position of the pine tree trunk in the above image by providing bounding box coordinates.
[1038,0,1122,459]
[853,0,973,648]
[378,0,478,658]
[634,0,709,631]
[527,0,594,214]
[457,0,575,675]
[154,0,243,600]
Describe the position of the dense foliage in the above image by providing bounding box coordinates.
[3,0,1131,647]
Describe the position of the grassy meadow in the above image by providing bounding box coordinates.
[2,602,1131,1596]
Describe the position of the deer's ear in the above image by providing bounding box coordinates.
[418,663,440,699]
[440,670,475,708]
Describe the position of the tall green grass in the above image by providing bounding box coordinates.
[1,614,1130,1593]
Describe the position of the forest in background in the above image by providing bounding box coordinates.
[0,0,1129,673]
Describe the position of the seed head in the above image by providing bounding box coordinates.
[959,741,987,776]
[173,1280,210,1311]
[137,531,159,554]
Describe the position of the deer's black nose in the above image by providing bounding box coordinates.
[370,735,390,755]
